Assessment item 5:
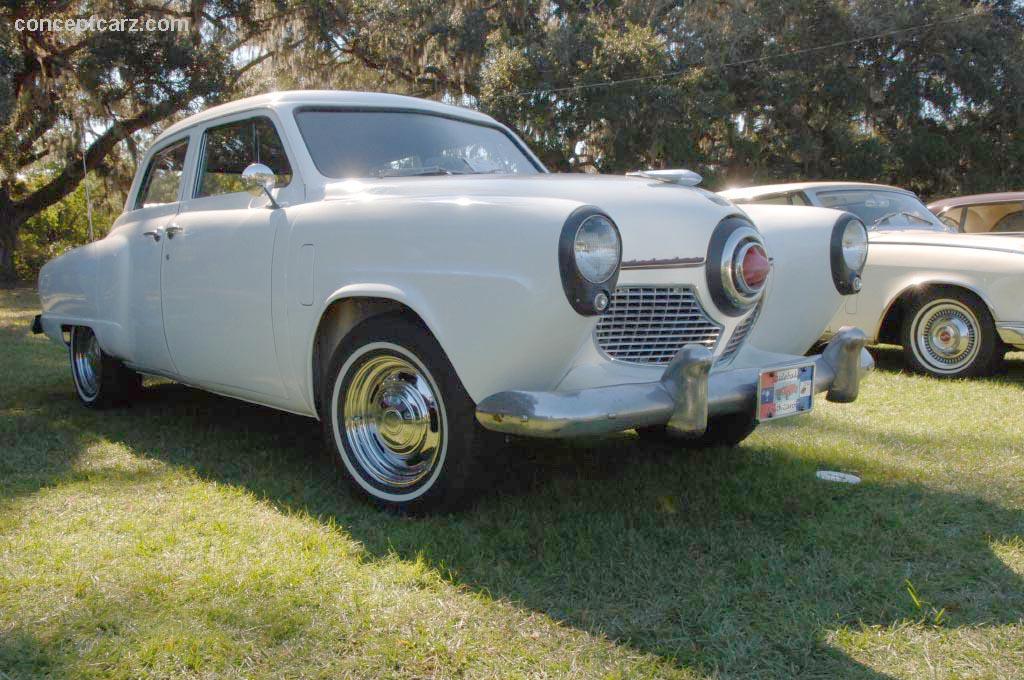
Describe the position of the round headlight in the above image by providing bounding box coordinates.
[573,215,621,284]
[841,219,869,272]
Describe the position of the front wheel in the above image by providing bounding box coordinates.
[636,412,758,449]
[322,314,493,514]
[901,288,1001,378]
[69,326,142,408]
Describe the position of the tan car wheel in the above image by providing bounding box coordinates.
[901,288,1001,378]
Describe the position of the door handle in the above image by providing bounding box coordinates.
[165,225,183,239]
[142,229,162,242]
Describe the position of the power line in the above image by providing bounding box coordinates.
[496,11,984,100]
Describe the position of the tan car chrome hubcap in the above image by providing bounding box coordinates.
[912,300,980,373]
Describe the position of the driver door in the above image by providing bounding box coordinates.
[160,113,302,400]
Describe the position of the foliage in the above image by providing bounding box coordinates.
[0,0,278,282]
[14,170,124,281]
[284,0,1024,193]
[4,1,1024,281]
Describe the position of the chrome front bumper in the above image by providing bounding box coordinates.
[476,327,873,438]
[997,323,1024,349]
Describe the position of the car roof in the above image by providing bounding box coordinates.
[927,191,1024,211]
[719,181,914,201]
[153,90,498,146]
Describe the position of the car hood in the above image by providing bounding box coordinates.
[870,229,1024,254]
[321,173,742,262]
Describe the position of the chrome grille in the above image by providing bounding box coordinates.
[595,286,722,365]
[717,303,761,365]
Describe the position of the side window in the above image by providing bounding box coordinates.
[993,211,1024,233]
[790,192,810,206]
[197,117,293,198]
[937,208,963,232]
[135,139,188,209]
[755,194,793,205]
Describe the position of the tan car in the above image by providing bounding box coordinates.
[929,192,1024,234]
[721,182,1024,379]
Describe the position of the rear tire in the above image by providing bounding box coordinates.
[69,326,142,408]
[321,314,494,514]
[900,287,1000,378]
[636,412,758,449]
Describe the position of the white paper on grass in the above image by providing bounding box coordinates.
[816,470,861,484]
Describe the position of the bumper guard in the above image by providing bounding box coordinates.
[476,327,872,438]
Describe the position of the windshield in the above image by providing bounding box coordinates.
[294,109,541,179]
[816,188,952,232]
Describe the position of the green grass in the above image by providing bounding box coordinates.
[1,286,1022,679]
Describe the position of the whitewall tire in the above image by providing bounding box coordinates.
[321,314,493,513]
[901,288,1001,378]
[69,326,142,408]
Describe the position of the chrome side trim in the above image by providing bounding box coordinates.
[872,241,1024,257]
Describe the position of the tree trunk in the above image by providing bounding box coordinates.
[0,199,21,285]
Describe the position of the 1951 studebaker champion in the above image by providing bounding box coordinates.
[35,91,874,512]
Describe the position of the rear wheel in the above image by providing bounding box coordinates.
[322,314,493,514]
[69,326,142,408]
[901,288,1001,378]
[636,412,758,449]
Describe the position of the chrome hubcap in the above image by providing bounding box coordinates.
[342,354,443,488]
[913,300,979,372]
[73,330,102,398]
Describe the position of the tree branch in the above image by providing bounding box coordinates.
[12,97,189,219]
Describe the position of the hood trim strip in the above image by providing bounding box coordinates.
[621,256,706,270]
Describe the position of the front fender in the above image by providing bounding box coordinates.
[851,242,1024,341]
[741,204,851,355]
[289,195,598,409]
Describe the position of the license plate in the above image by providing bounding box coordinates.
[757,364,814,422]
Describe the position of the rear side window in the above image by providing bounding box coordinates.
[197,117,293,198]
[751,194,793,205]
[993,211,1024,232]
[135,139,188,209]
[748,193,809,206]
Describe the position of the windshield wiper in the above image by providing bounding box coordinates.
[376,166,467,178]
[870,210,933,228]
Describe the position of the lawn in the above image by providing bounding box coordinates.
[1,286,1022,679]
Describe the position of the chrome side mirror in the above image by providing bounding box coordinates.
[241,163,276,197]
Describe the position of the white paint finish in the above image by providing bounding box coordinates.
[120,205,178,374]
[38,91,854,422]
[741,204,849,355]
[297,245,315,306]
[161,193,286,398]
[722,182,1024,345]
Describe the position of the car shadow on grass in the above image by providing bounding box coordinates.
[9,378,1016,678]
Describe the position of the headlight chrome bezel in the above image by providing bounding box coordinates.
[830,213,868,295]
[559,206,622,316]
[706,216,770,317]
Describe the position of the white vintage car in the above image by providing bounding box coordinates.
[35,91,873,512]
[722,181,1024,378]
